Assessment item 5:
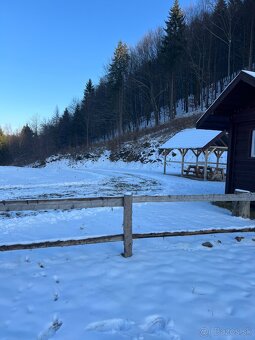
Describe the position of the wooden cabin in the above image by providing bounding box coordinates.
[197,70,255,193]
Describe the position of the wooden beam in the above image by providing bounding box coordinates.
[123,194,133,257]
[0,234,124,252]
[163,153,167,174]
[204,149,208,181]
[0,227,254,252]
[1,193,254,213]
[0,196,124,212]
[180,148,188,176]
[132,227,255,239]
[214,149,225,168]
[133,193,255,203]
[165,160,227,166]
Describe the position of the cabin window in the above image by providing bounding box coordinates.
[251,130,255,158]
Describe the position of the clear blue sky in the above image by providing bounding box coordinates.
[0,0,194,131]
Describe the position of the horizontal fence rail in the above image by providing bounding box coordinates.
[0,196,124,212]
[0,192,254,256]
[133,193,255,204]
[1,193,255,212]
[0,227,255,253]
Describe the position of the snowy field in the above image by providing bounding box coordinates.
[0,160,254,339]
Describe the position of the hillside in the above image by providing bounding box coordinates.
[36,113,202,168]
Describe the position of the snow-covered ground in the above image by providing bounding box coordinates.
[0,160,254,339]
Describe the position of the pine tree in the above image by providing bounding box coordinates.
[58,108,71,148]
[162,0,186,69]
[72,104,85,147]
[0,128,11,165]
[84,79,94,98]
[81,79,95,147]
[19,125,34,159]
[161,0,186,119]
[108,41,130,135]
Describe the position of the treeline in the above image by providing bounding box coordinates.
[1,0,255,164]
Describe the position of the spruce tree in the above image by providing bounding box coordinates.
[19,125,34,159]
[162,0,186,69]
[161,0,186,119]
[108,41,130,135]
[72,104,84,147]
[84,79,94,98]
[0,128,11,165]
[58,108,71,148]
[81,79,95,147]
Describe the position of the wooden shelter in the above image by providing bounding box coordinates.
[159,128,228,180]
[197,70,255,192]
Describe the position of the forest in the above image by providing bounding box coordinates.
[1,0,255,164]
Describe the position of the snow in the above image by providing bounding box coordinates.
[243,70,255,78]
[159,128,222,149]
[0,159,255,339]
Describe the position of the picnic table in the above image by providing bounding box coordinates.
[183,165,225,180]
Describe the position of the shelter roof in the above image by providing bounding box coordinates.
[159,128,225,150]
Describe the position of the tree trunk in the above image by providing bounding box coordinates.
[248,6,254,70]
[86,118,89,148]
[169,72,175,120]
[118,85,124,136]
[228,39,232,80]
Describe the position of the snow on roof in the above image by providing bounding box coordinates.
[160,128,222,149]
[243,70,255,78]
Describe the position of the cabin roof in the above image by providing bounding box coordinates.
[197,70,255,130]
[159,128,225,150]
[243,70,255,78]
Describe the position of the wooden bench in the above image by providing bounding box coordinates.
[184,165,213,178]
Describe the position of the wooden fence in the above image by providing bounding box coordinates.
[1,192,255,257]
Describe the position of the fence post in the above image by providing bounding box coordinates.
[232,189,250,219]
[123,194,133,257]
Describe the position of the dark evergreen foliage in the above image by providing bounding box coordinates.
[161,0,186,70]
[0,128,11,165]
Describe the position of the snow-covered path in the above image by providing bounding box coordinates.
[0,162,254,339]
[0,163,223,200]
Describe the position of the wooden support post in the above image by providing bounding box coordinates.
[190,149,201,168]
[123,194,133,257]
[163,153,167,175]
[213,149,225,169]
[179,149,184,176]
[180,149,188,176]
[204,149,208,181]
[232,189,251,219]
[162,149,171,175]
[215,150,220,168]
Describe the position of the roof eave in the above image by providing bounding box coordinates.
[196,70,255,130]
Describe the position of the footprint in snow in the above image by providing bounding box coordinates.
[86,316,181,339]
[85,318,134,334]
[140,315,180,339]
[38,318,63,340]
